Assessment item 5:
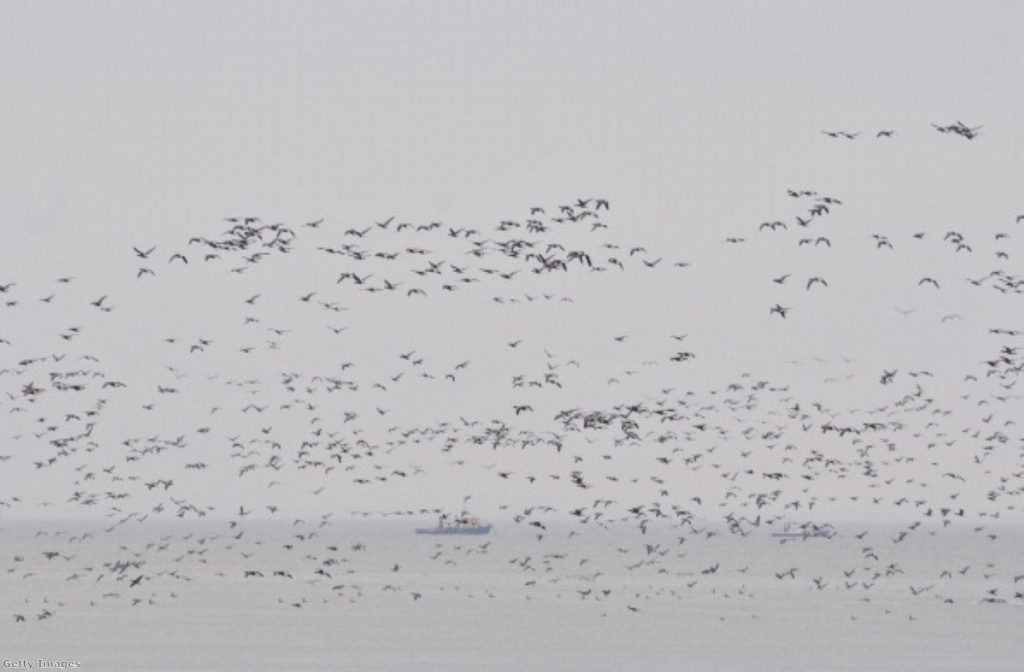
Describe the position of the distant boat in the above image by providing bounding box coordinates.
[416,514,492,535]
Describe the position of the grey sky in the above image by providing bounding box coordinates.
[1,1,1022,520]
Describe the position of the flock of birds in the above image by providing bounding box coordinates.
[2,120,1023,630]
[821,120,983,141]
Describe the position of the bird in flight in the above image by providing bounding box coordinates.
[932,120,982,139]
[806,277,828,290]
[821,130,860,139]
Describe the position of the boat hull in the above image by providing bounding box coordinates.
[415,525,492,535]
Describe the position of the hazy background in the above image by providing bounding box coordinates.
[2,6,1024,670]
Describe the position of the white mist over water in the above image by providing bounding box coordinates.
[3,521,1024,671]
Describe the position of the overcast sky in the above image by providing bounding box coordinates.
[1,1,1022,520]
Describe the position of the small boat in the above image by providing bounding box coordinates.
[416,514,492,535]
